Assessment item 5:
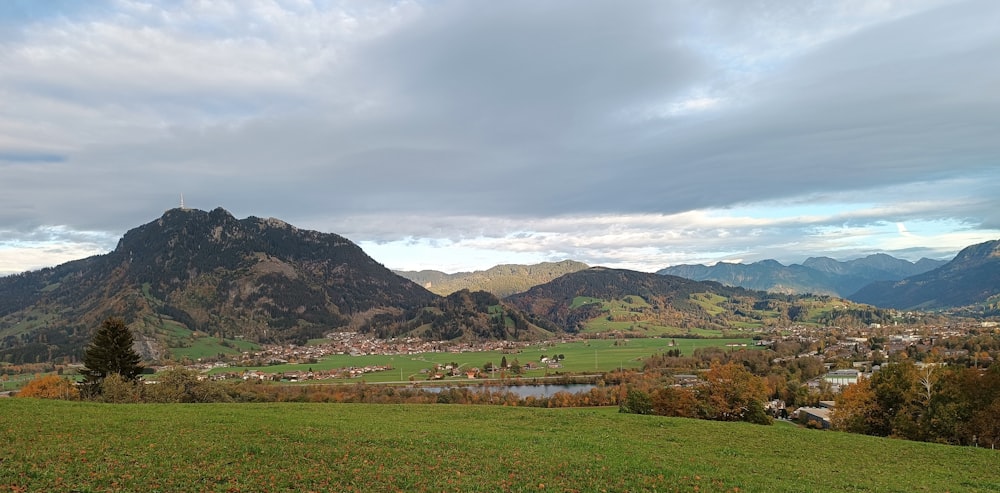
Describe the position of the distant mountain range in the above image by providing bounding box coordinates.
[1,208,995,364]
[658,254,947,297]
[395,260,589,297]
[849,239,1000,310]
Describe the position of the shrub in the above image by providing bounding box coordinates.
[16,375,80,400]
[101,373,145,403]
[144,368,232,403]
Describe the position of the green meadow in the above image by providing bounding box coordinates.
[143,315,260,361]
[2,399,996,492]
[572,296,729,337]
[214,338,755,382]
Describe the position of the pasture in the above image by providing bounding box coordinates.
[2,399,996,492]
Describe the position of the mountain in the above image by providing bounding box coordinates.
[657,260,854,296]
[802,253,946,280]
[395,260,589,297]
[0,207,439,363]
[505,267,892,335]
[658,254,946,297]
[358,289,555,341]
[849,239,1000,310]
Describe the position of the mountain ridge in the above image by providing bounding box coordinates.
[849,239,1000,310]
[658,254,946,297]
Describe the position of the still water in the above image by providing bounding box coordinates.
[417,383,597,398]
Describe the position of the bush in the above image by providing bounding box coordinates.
[619,389,653,415]
[101,373,144,403]
[144,369,232,403]
[16,375,80,400]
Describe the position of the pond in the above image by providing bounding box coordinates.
[416,383,597,398]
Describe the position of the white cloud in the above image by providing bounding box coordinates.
[1,0,998,276]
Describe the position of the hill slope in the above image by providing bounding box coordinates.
[506,267,891,335]
[5,399,996,493]
[0,208,437,362]
[395,260,589,297]
[850,239,1000,310]
[359,289,555,341]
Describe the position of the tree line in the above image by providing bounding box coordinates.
[832,359,1000,448]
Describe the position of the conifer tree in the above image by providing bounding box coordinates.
[79,317,144,395]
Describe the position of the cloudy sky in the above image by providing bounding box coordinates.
[2,0,999,276]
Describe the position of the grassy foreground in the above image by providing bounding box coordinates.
[2,399,997,493]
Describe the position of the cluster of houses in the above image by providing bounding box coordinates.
[234,332,552,367]
[210,365,393,382]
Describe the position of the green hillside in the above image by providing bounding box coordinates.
[508,268,894,335]
[395,260,589,297]
[3,399,996,492]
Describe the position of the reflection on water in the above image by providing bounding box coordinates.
[417,383,596,398]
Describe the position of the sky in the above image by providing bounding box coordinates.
[1,0,999,276]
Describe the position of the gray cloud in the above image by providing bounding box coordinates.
[0,0,997,274]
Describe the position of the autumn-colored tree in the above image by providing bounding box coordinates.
[651,386,698,418]
[969,398,1000,449]
[923,364,1000,446]
[16,374,80,400]
[698,362,770,424]
[831,376,880,434]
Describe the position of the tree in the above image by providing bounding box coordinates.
[698,362,770,424]
[651,386,698,418]
[831,377,880,434]
[619,389,653,415]
[869,359,921,438]
[16,374,80,400]
[79,317,144,395]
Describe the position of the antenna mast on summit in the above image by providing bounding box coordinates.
[180,193,185,209]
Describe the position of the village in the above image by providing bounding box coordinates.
[162,318,1000,407]
[173,331,576,383]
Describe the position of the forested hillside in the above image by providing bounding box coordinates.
[506,267,893,335]
[0,208,437,363]
[850,239,1000,310]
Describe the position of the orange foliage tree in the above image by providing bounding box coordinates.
[16,375,80,400]
[831,376,880,434]
[698,362,770,424]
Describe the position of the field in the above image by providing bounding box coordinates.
[214,338,756,383]
[2,399,997,492]
[0,373,35,392]
[146,316,260,361]
[571,296,729,337]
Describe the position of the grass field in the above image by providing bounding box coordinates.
[213,338,755,383]
[0,373,35,392]
[2,399,997,492]
[145,316,260,361]
[574,295,727,337]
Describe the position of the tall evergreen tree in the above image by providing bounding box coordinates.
[80,317,144,394]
